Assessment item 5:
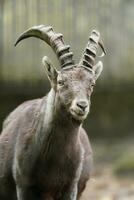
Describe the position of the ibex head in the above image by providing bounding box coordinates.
[15,25,106,122]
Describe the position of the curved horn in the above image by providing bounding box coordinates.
[78,30,106,71]
[15,25,74,69]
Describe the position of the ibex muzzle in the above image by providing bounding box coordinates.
[70,98,89,121]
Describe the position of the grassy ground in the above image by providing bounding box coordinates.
[81,138,134,200]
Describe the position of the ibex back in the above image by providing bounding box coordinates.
[0,25,106,200]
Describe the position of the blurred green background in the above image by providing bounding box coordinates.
[0,1,134,198]
[0,0,134,139]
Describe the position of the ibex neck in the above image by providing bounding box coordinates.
[36,89,56,149]
[54,95,81,129]
[42,88,56,130]
[37,88,81,153]
[55,107,80,130]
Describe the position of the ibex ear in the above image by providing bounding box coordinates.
[93,61,103,80]
[42,56,58,89]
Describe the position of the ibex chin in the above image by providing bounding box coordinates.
[0,25,106,200]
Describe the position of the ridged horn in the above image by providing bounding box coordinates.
[78,30,106,71]
[15,25,74,69]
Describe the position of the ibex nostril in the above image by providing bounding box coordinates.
[77,101,88,111]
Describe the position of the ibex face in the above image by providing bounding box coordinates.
[15,25,106,122]
[57,67,92,121]
[56,67,97,122]
[42,57,103,122]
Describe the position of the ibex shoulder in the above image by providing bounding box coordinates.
[2,97,46,131]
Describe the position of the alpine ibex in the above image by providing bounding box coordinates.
[0,25,106,200]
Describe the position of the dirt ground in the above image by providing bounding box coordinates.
[81,167,134,200]
[81,139,134,200]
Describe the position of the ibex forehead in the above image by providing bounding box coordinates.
[59,67,94,82]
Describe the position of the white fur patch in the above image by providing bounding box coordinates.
[42,88,55,130]
[36,89,56,148]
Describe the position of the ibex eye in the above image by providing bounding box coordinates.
[90,81,95,87]
[91,83,95,87]
[58,80,64,86]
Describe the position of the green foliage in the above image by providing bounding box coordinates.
[113,152,134,176]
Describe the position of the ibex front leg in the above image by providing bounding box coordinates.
[12,141,37,200]
[59,149,83,200]
[16,185,27,200]
[59,181,78,200]
[13,162,30,200]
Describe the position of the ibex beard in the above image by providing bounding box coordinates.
[0,25,105,200]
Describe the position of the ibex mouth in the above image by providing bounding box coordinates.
[70,108,88,121]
